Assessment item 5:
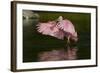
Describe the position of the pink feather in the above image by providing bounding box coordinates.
[37,21,64,39]
[57,18,78,42]
[37,16,78,42]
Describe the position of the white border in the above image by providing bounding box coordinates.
[16,3,96,69]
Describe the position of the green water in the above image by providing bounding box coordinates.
[23,11,91,62]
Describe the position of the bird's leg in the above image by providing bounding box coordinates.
[65,35,70,49]
[64,36,71,52]
[67,35,70,44]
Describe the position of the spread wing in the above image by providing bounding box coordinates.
[37,22,64,40]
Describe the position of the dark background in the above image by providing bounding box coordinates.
[23,10,91,62]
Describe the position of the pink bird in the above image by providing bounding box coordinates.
[57,16,78,43]
[37,16,78,43]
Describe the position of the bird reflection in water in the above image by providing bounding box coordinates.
[38,46,78,61]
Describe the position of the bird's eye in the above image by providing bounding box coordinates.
[57,22,60,25]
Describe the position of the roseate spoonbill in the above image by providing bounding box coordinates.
[57,16,78,43]
[37,16,78,43]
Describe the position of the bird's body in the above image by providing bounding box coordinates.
[37,16,78,43]
[57,18,78,42]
